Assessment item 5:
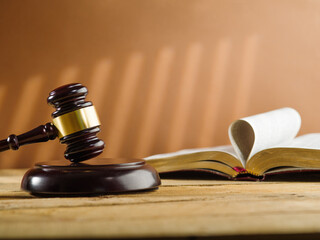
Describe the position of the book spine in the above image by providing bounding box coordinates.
[232,166,263,180]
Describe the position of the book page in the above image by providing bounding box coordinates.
[229,108,301,166]
[278,133,320,149]
[145,145,237,160]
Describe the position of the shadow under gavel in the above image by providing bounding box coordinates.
[0,83,105,163]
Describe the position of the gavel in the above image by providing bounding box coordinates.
[0,83,105,163]
[1,83,160,196]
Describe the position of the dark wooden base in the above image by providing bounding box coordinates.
[21,158,161,197]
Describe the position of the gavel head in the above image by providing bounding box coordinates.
[47,83,105,162]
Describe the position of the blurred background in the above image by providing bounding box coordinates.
[0,0,320,169]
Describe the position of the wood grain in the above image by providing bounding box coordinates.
[2,170,320,239]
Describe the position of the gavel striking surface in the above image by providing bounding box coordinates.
[21,158,161,196]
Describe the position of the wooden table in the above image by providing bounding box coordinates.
[2,169,320,239]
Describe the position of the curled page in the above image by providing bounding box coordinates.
[228,108,301,166]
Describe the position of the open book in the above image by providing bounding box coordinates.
[145,108,320,180]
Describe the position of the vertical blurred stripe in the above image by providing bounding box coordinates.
[33,67,79,163]
[0,85,7,113]
[8,76,43,133]
[0,85,7,141]
[232,35,260,118]
[88,59,113,111]
[106,52,144,156]
[5,76,43,167]
[198,39,231,146]
[56,67,80,87]
[166,43,203,151]
[133,47,174,157]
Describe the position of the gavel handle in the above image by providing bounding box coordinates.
[0,123,58,152]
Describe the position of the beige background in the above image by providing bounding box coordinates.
[0,0,320,168]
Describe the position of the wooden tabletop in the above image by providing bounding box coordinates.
[2,169,320,239]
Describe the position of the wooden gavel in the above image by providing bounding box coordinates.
[0,83,105,163]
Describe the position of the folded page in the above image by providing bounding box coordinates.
[229,107,301,166]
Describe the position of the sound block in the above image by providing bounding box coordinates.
[21,158,161,197]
